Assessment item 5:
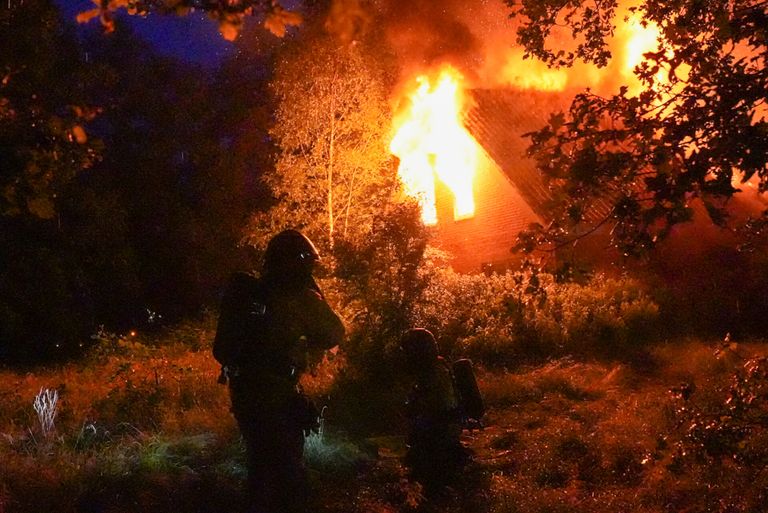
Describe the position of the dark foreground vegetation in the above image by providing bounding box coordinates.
[2,328,768,513]
[3,267,768,513]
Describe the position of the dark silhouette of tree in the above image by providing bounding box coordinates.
[1,0,100,220]
[508,0,767,255]
[0,4,276,362]
[76,22,274,326]
[77,0,375,48]
[0,0,104,363]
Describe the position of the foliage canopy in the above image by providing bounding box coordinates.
[76,0,302,40]
[508,0,768,254]
[1,0,273,361]
[1,0,100,220]
[247,32,396,254]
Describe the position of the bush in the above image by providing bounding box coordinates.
[324,213,661,433]
[322,201,429,435]
[414,266,661,367]
[532,273,661,356]
[661,354,768,511]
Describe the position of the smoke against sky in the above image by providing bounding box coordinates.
[375,0,511,82]
[371,0,667,95]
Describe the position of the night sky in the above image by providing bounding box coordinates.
[56,0,237,67]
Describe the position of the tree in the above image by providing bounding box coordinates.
[0,0,103,362]
[325,200,432,435]
[1,0,100,220]
[247,30,396,254]
[508,0,768,255]
[77,0,374,43]
[76,22,273,324]
[1,8,277,362]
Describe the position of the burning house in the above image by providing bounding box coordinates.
[385,5,665,273]
[390,68,605,273]
[440,88,574,273]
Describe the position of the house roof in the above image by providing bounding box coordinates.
[464,88,613,223]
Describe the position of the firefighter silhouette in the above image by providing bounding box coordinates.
[213,230,344,513]
[400,328,477,495]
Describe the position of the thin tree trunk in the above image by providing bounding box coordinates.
[328,101,336,247]
[343,170,357,238]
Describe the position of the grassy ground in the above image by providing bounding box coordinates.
[1,326,765,513]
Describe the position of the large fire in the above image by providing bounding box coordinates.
[622,16,661,76]
[390,67,479,225]
[497,51,569,91]
[390,14,666,225]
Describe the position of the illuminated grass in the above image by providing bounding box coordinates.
[304,407,370,474]
[32,388,58,438]
[1,322,767,513]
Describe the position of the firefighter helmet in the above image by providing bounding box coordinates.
[401,328,439,365]
[263,230,320,275]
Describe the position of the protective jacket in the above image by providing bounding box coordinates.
[214,271,343,389]
[406,356,462,447]
[213,270,344,513]
[404,356,468,495]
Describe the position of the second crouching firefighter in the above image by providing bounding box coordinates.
[400,328,482,495]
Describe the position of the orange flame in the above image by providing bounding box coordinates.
[478,9,668,94]
[619,14,666,93]
[388,13,676,227]
[496,51,569,91]
[390,66,479,225]
[622,17,660,74]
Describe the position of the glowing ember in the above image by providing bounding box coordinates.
[390,67,478,225]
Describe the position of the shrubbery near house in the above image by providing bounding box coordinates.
[415,265,660,367]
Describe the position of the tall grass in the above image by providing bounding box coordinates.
[0,323,243,512]
[32,388,58,438]
[2,276,764,513]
